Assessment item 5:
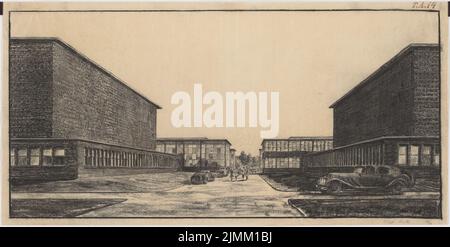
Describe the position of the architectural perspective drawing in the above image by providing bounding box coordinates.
[2,2,447,224]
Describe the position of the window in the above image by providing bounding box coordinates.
[156,145,164,152]
[433,145,440,166]
[376,145,382,164]
[18,149,27,166]
[177,144,184,154]
[100,150,104,167]
[110,151,114,167]
[166,145,176,154]
[116,152,120,167]
[120,152,125,167]
[271,141,276,151]
[85,148,89,166]
[360,146,367,165]
[305,141,312,151]
[278,158,288,168]
[398,145,407,165]
[294,157,298,167]
[106,151,110,166]
[10,149,15,167]
[87,148,93,166]
[422,145,432,166]
[30,148,40,166]
[53,148,65,166]
[269,158,276,168]
[288,142,294,151]
[410,145,419,166]
[43,148,52,166]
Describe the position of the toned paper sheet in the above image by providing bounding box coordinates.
[1,1,448,225]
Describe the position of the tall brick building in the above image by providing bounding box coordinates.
[9,38,181,182]
[305,44,440,175]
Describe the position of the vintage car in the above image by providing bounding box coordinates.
[316,165,415,194]
[190,171,215,185]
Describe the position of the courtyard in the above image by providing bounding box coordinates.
[10,171,441,218]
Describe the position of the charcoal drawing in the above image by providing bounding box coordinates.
[3,2,447,224]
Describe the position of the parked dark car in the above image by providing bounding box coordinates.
[316,165,415,194]
[190,171,215,185]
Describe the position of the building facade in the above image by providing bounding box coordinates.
[261,137,333,173]
[304,44,440,176]
[157,138,232,170]
[9,38,182,183]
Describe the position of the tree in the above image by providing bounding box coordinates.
[238,151,251,166]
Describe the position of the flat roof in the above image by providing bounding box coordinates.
[11,37,162,109]
[157,137,231,145]
[288,136,333,140]
[329,43,439,108]
[261,136,333,146]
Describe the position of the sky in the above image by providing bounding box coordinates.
[10,10,439,154]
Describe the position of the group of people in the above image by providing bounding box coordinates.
[227,165,249,182]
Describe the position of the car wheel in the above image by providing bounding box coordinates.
[389,182,404,194]
[191,176,199,184]
[328,181,342,194]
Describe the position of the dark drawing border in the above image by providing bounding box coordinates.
[7,7,443,220]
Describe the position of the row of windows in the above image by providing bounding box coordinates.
[85,148,179,168]
[10,147,66,167]
[307,144,384,167]
[157,144,225,155]
[157,143,230,164]
[263,157,301,169]
[264,140,333,152]
[398,144,439,167]
[183,152,229,161]
[184,155,229,167]
[306,143,441,168]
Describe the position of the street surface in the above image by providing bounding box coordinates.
[12,175,301,217]
[11,173,440,218]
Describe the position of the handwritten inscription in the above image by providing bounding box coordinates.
[412,2,437,9]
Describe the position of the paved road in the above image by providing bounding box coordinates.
[11,174,440,218]
[12,175,302,217]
